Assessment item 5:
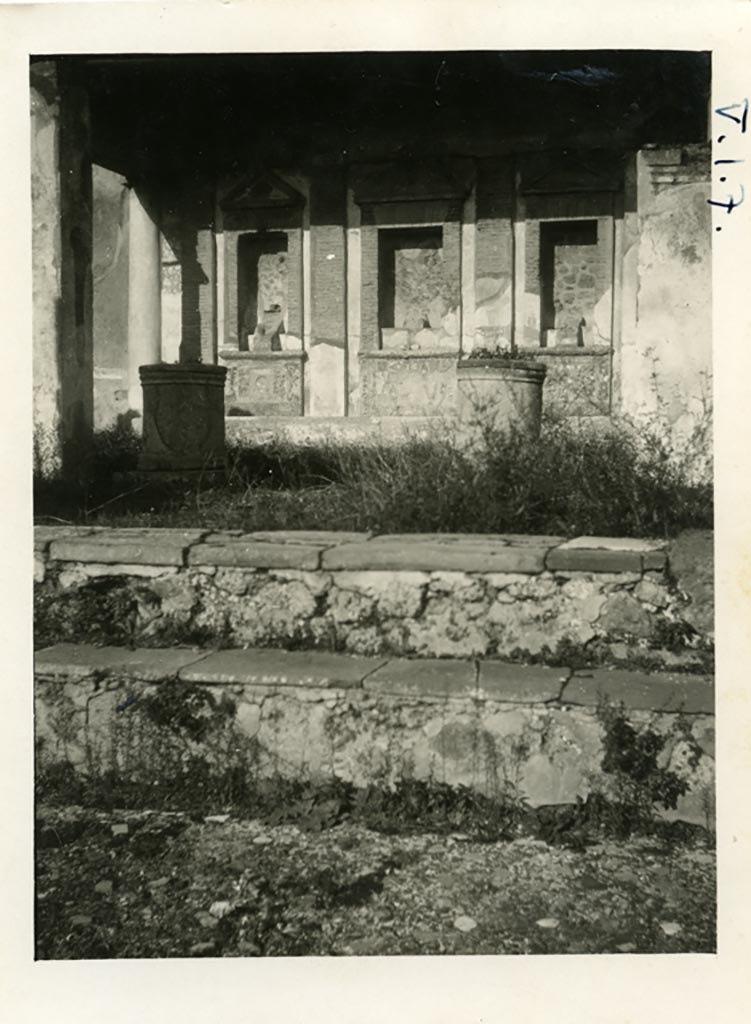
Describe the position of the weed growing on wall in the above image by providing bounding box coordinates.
[34,574,223,651]
[34,576,137,649]
[138,680,237,744]
[590,699,700,838]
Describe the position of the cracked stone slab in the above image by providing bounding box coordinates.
[187,538,324,569]
[364,658,477,698]
[34,644,209,682]
[548,536,668,573]
[179,649,387,689]
[547,548,644,573]
[557,537,667,552]
[247,531,371,545]
[34,525,102,542]
[477,662,569,704]
[322,538,549,573]
[642,552,668,571]
[373,534,512,545]
[34,525,100,555]
[560,669,714,714]
[48,529,207,566]
[492,534,567,547]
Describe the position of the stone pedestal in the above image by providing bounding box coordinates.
[457,359,547,440]
[138,363,227,474]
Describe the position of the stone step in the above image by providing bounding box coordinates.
[34,643,713,712]
[33,526,713,669]
[35,643,713,827]
[34,526,669,573]
[34,644,714,824]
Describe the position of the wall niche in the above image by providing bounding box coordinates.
[539,219,609,347]
[218,172,306,417]
[237,232,289,352]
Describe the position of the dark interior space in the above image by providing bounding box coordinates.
[34,50,710,187]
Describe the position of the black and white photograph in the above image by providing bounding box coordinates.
[3,0,751,1019]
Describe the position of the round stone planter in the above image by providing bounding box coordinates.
[139,362,227,474]
[456,359,548,439]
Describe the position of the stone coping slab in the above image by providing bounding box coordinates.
[34,644,713,714]
[178,649,387,689]
[220,350,306,361]
[246,531,371,545]
[558,537,666,552]
[477,662,570,704]
[364,658,477,698]
[34,525,100,551]
[321,539,549,573]
[547,548,649,573]
[34,644,208,682]
[359,350,458,360]
[49,530,208,567]
[561,669,714,715]
[36,526,669,575]
[548,536,668,574]
[187,539,325,570]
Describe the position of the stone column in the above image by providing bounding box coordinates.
[475,158,515,350]
[127,186,162,415]
[309,167,347,416]
[511,172,526,352]
[460,182,476,355]
[31,59,94,479]
[345,183,362,413]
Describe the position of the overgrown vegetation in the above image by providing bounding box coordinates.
[506,635,714,675]
[34,413,712,538]
[588,701,706,839]
[33,575,225,651]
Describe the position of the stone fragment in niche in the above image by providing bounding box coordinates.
[442,309,459,336]
[403,308,426,333]
[414,327,438,350]
[253,305,285,352]
[381,329,410,351]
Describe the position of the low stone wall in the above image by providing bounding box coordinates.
[34,528,712,665]
[34,644,715,826]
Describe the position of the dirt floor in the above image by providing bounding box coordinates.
[35,804,716,958]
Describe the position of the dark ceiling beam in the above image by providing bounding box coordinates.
[65,51,709,184]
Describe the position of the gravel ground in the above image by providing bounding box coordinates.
[35,804,716,958]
